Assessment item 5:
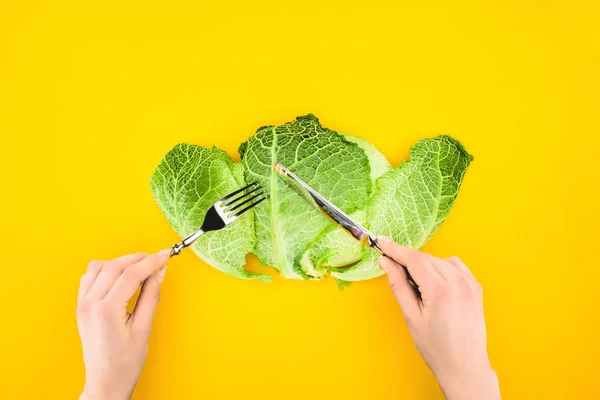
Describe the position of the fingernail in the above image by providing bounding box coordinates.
[158,249,170,256]
[158,266,167,283]
[378,235,391,243]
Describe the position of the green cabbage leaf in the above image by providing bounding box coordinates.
[150,115,472,283]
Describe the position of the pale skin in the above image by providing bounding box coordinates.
[377,236,500,399]
[77,250,170,400]
[77,238,500,399]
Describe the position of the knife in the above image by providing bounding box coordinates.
[273,162,421,298]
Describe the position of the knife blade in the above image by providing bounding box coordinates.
[273,162,421,298]
[273,162,380,250]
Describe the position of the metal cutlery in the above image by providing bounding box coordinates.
[274,162,421,298]
[169,182,266,257]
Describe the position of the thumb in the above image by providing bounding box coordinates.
[132,266,167,334]
[380,256,420,320]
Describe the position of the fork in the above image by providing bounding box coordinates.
[169,182,266,257]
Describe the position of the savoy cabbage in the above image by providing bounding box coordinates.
[150,114,473,283]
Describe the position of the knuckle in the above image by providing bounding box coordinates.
[153,289,161,301]
[122,268,141,283]
[458,277,471,292]
[105,261,124,274]
[87,260,102,273]
[434,282,450,299]
[78,302,113,320]
[94,303,113,320]
[76,302,91,318]
[448,256,462,265]
[456,277,476,298]
[407,249,424,262]
[416,252,437,269]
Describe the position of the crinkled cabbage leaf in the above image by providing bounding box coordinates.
[150,115,473,283]
[150,144,270,281]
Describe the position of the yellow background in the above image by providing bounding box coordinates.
[1,0,598,398]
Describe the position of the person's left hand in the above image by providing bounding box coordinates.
[76,250,170,400]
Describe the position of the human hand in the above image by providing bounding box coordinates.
[76,251,170,400]
[378,237,500,400]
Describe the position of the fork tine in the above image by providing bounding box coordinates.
[226,191,265,213]
[230,196,267,219]
[169,185,265,256]
[223,185,262,207]
[219,181,258,202]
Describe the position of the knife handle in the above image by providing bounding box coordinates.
[369,238,422,300]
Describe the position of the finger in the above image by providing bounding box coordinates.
[444,256,473,275]
[105,250,170,306]
[377,236,441,288]
[428,255,457,281]
[131,266,167,334]
[85,253,149,301]
[380,257,421,319]
[78,260,104,306]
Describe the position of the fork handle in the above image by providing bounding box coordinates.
[170,243,185,257]
[170,228,205,257]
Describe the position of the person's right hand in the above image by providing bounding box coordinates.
[377,236,500,400]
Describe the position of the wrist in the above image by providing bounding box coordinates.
[80,392,107,400]
[80,387,131,400]
[437,367,500,400]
